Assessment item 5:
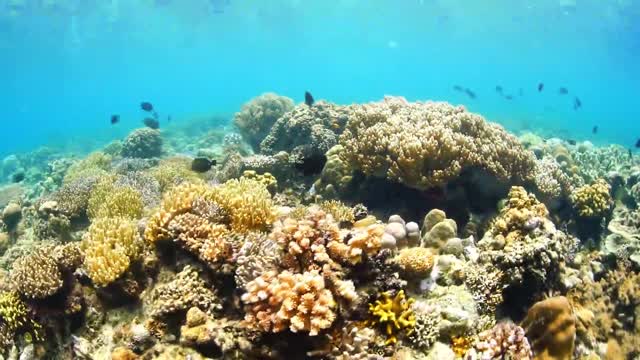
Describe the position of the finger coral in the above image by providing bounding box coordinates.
[10,246,63,299]
[338,96,536,190]
[241,269,337,336]
[368,290,416,345]
[82,217,142,287]
[570,179,612,218]
[233,93,294,151]
[521,296,575,360]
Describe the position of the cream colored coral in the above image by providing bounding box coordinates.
[241,269,336,336]
[339,96,536,190]
[83,217,141,287]
[490,186,548,240]
[570,179,612,218]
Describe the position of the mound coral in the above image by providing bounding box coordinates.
[82,217,142,287]
[10,247,63,299]
[368,290,416,345]
[313,145,353,198]
[421,208,458,251]
[241,170,277,192]
[338,96,536,190]
[233,93,294,150]
[241,269,337,336]
[534,156,575,201]
[46,176,100,220]
[570,179,612,218]
[148,157,203,192]
[521,296,575,360]
[465,322,533,359]
[121,128,163,158]
[150,266,221,319]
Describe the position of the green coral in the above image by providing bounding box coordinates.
[368,290,416,345]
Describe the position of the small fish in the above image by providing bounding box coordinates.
[574,97,582,110]
[143,118,160,129]
[110,114,120,125]
[592,126,598,134]
[453,85,464,92]
[191,157,217,173]
[12,172,25,183]
[636,139,640,148]
[558,87,568,95]
[538,83,544,92]
[495,86,503,94]
[464,88,476,99]
[305,91,314,106]
[140,102,154,112]
[567,139,577,145]
[505,95,513,100]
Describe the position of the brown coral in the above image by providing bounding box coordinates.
[521,296,575,360]
[241,269,336,336]
[150,266,220,319]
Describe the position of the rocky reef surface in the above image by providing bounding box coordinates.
[0,94,638,360]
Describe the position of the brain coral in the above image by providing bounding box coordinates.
[82,217,142,287]
[121,128,163,158]
[233,93,294,151]
[338,96,537,190]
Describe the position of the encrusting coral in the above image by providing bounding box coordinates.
[233,93,294,151]
[570,179,612,218]
[368,290,416,345]
[338,96,537,190]
[82,216,142,287]
[241,269,337,336]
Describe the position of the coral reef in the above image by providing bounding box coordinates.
[121,128,163,158]
[63,151,112,184]
[10,246,63,298]
[233,93,294,150]
[338,96,537,190]
[87,176,144,219]
[604,205,640,266]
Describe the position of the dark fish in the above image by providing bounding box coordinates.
[294,154,327,176]
[110,114,120,125]
[567,139,577,145]
[636,139,640,148]
[558,87,568,95]
[140,102,154,112]
[505,95,513,100]
[305,91,314,106]
[143,118,160,129]
[592,126,598,134]
[191,157,217,173]
[11,172,25,183]
[453,85,464,92]
[538,83,544,92]
[495,86,503,94]
[574,97,582,110]
[464,88,476,99]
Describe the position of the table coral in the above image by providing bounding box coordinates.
[233,93,294,151]
[10,246,63,298]
[241,269,337,336]
[338,96,536,190]
[570,179,612,218]
[82,217,142,287]
[521,296,575,360]
[368,290,416,345]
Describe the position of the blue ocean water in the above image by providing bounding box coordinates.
[1,0,639,158]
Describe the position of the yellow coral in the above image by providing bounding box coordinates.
[82,217,141,287]
[368,290,416,345]
[394,247,436,277]
[490,186,548,240]
[241,170,277,191]
[452,336,473,357]
[0,291,42,344]
[88,176,143,219]
[208,178,275,233]
[327,223,383,265]
[570,179,612,218]
[318,200,355,223]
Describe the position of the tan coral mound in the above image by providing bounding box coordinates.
[241,269,336,336]
[489,186,549,241]
[338,96,536,190]
[521,296,576,360]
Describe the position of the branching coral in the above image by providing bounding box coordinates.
[570,179,612,218]
[407,309,440,350]
[148,157,203,192]
[46,176,100,220]
[82,217,142,287]
[208,177,275,233]
[319,321,377,360]
[534,156,575,201]
[465,322,533,360]
[233,93,294,151]
[318,200,355,224]
[241,170,277,192]
[338,96,536,190]
[10,246,63,299]
[368,290,416,345]
[235,232,281,287]
[241,269,337,336]
[114,171,161,210]
[121,128,163,158]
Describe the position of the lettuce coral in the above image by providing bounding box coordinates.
[368,290,416,345]
[233,93,294,151]
[82,217,142,287]
[338,96,537,190]
[241,269,337,336]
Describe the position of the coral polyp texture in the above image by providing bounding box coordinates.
[338,96,537,190]
[3,93,640,359]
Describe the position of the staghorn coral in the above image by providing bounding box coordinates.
[260,101,353,160]
[393,247,435,278]
[521,296,575,360]
[328,222,384,266]
[82,217,142,287]
[368,290,416,345]
[570,179,612,218]
[10,246,63,299]
[63,151,112,184]
[233,93,295,151]
[464,322,533,360]
[339,96,536,190]
[88,176,144,219]
[121,128,163,158]
[241,269,337,336]
[150,266,221,319]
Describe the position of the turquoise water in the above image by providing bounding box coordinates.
[1,0,639,157]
